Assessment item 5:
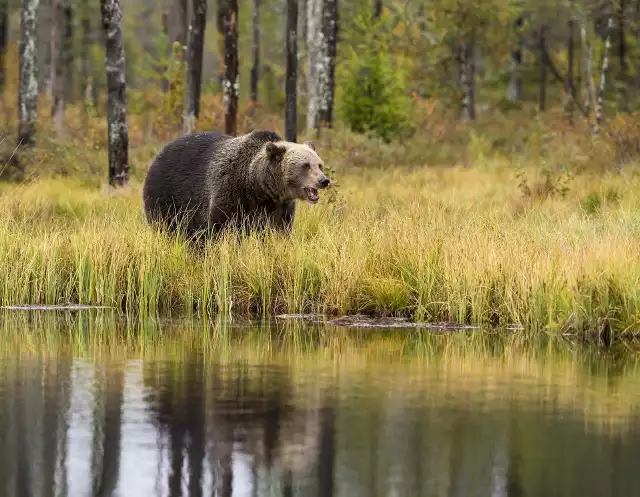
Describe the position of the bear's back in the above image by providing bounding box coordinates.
[142,132,231,230]
[142,129,284,236]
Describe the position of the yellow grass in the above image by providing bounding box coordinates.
[1,153,640,338]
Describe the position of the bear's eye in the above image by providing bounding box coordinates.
[319,164,324,172]
[303,163,310,170]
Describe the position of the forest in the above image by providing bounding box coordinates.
[1,0,640,338]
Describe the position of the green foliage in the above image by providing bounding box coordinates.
[337,11,413,142]
[580,187,620,215]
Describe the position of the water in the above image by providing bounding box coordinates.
[1,313,640,497]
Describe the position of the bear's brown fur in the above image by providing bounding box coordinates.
[142,130,331,240]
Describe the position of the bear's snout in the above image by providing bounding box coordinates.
[318,176,331,188]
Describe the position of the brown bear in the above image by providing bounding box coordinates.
[142,129,331,240]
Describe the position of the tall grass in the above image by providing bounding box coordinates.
[2,40,640,338]
[2,159,640,338]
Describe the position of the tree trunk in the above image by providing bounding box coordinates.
[0,0,8,93]
[63,0,73,101]
[316,0,338,130]
[169,0,189,49]
[285,0,298,142]
[373,0,382,18]
[160,10,169,92]
[459,36,475,121]
[581,23,594,117]
[507,15,523,103]
[250,0,259,108]
[81,0,92,107]
[48,0,58,101]
[223,0,238,136]
[52,0,72,132]
[539,26,547,112]
[467,35,476,120]
[618,0,628,111]
[565,6,574,125]
[184,0,207,134]
[594,18,613,137]
[216,0,228,90]
[18,0,39,150]
[306,0,321,130]
[100,0,129,187]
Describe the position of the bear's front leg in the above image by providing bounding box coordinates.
[267,201,296,235]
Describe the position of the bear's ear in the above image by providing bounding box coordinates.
[303,140,316,151]
[266,142,286,161]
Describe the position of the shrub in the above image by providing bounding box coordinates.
[337,11,413,142]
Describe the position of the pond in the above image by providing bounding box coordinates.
[1,311,640,497]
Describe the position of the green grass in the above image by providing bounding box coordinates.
[3,154,640,339]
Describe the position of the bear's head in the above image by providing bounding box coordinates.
[265,140,331,204]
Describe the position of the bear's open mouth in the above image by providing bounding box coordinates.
[303,187,319,204]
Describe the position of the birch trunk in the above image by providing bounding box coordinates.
[100,0,129,187]
[63,1,73,100]
[250,0,259,107]
[184,0,207,134]
[18,0,39,150]
[374,0,382,18]
[81,0,92,109]
[618,0,628,111]
[459,37,475,121]
[306,0,322,131]
[52,0,72,132]
[285,0,298,142]
[223,0,238,136]
[467,36,476,120]
[48,0,58,101]
[565,8,574,125]
[539,26,547,112]
[0,0,8,92]
[161,10,169,92]
[507,16,523,103]
[581,24,594,117]
[169,0,189,50]
[594,18,613,137]
[316,0,338,130]
[216,0,228,89]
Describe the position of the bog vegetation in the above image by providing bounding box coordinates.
[1,0,640,339]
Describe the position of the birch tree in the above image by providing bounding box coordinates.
[507,15,523,103]
[565,2,575,125]
[539,25,547,111]
[250,0,259,107]
[374,0,382,18]
[81,0,92,111]
[581,22,594,117]
[0,0,8,92]
[18,0,39,150]
[593,17,613,137]
[100,0,129,187]
[185,0,207,134]
[306,0,322,130]
[223,0,238,136]
[285,0,298,141]
[316,0,338,129]
[618,0,628,111]
[51,0,73,132]
[47,0,58,101]
[458,37,476,121]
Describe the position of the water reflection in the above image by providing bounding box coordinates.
[0,314,640,497]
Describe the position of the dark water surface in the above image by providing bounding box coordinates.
[1,313,640,497]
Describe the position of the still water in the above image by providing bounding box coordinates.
[1,312,640,497]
